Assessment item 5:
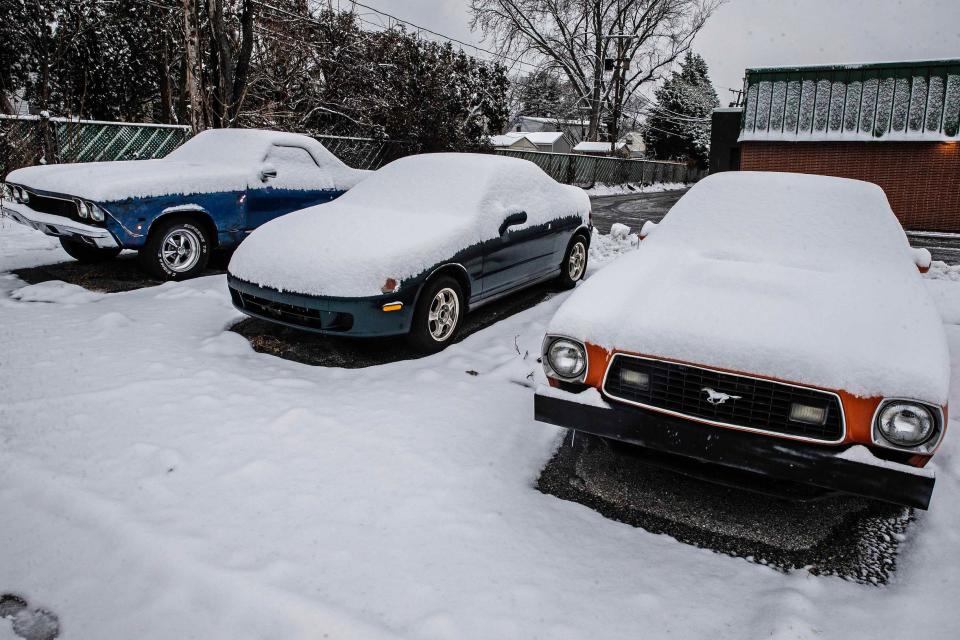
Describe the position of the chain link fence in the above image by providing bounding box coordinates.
[494,149,706,186]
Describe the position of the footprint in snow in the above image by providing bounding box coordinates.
[0,594,59,640]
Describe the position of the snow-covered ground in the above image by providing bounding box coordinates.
[1,217,959,639]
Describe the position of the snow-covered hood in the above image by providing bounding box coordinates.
[229,201,480,297]
[550,244,951,405]
[6,159,257,202]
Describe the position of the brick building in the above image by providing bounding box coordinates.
[737,59,960,231]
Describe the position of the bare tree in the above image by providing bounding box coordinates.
[470,0,723,141]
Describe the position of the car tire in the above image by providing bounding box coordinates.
[557,233,589,290]
[59,237,121,264]
[408,276,465,353]
[138,217,211,281]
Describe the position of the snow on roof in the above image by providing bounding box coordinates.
[548,171,950,403]
[229,153,590,297]
[6,129,363,201]
[518,115,589,125]
[517,131,566,145]
[489,134,530,147]
[573,141,627,152]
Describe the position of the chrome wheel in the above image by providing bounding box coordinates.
[160,227,201,273]
[568,241,586,280]
[427,287,460,342]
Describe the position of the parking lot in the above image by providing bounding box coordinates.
[3,187,960,638]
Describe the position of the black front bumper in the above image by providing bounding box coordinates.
[535,391,935,510]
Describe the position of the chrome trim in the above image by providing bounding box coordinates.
[870,398,945,454]
[1,201,119,249]
[600,353,848,445]
[541,334,589,384]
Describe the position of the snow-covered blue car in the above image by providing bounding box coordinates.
[1,129,366,280]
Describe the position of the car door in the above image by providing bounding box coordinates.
[245,145,340,230]
[481,209,560,297]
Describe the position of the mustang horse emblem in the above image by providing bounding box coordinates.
[702,387,741,405]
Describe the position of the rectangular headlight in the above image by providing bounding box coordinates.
[620,368,649,391]
[789,403,827,425]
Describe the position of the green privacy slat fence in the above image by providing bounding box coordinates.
[0,115,190,178]
[741,59,960,141]
[494,149,705,185]
[1,116,415,178]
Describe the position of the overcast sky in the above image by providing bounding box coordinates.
[356,0,960,105]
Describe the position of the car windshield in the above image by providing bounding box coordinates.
[165,130,274,166]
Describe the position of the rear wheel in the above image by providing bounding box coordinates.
[138,218,211,281]
[59,237,121,264]
[408,276,464,353]
[557,234,588,290]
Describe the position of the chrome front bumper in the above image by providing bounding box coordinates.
[1,200,118,249]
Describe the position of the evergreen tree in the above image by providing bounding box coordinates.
[645,52,719,167]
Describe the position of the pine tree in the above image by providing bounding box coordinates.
[645,52,719,167]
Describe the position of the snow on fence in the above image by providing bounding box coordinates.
[0,115,190,177]
[494,148,705,186]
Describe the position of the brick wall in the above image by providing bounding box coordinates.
[740,141,960,232]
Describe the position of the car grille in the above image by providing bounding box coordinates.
[231,288,353,332]
[22,190,79,220]
[602,354,844,442]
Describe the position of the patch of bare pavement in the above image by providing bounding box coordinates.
[11,251,229,294]
[538,432,912,585]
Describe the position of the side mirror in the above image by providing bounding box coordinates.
[639,220,658,240]
[499,211,527,236]
[259,164,278,183]
[912,247,932,274]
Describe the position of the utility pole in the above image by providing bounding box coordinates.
[182,0,201,132]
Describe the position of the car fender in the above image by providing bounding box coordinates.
[147,205,219,246]
[412,263,474,311]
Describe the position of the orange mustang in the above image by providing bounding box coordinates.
[535,172,950,509]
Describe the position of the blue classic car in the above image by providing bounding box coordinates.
[1,129,366,280]
[227,153,592,352]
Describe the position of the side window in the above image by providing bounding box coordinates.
[262,145,328,190]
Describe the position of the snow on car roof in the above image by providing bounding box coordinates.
[548,171,951,403]
[165,129,347,170]
[228,153,590,297]
[6,129,363,201]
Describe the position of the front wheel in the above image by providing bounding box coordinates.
[557,234,588,290]
[138,218,211,281]
[408,276,465,353]
[59,237,121,264]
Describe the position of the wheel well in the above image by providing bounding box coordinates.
[147,210,218,247]
[425,264,472,304]
[572,227,591,247]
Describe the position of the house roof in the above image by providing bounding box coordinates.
[517,131,566,145]
[740,58,960,142]
[518,115,589,126]
[573,141,627,152]
[489,134,530,147]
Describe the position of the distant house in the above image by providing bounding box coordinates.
[2,91,31,116]
[573,140,630,157]
[621,130,647,157]
[489,133,538,151]
[518,131,572,154]
[507,115,589,145]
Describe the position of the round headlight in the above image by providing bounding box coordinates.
[876,402,935,447]
[547,338,586,379]
[16,186,28,203]
[76,200,89,218]
[88,202,105,222]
